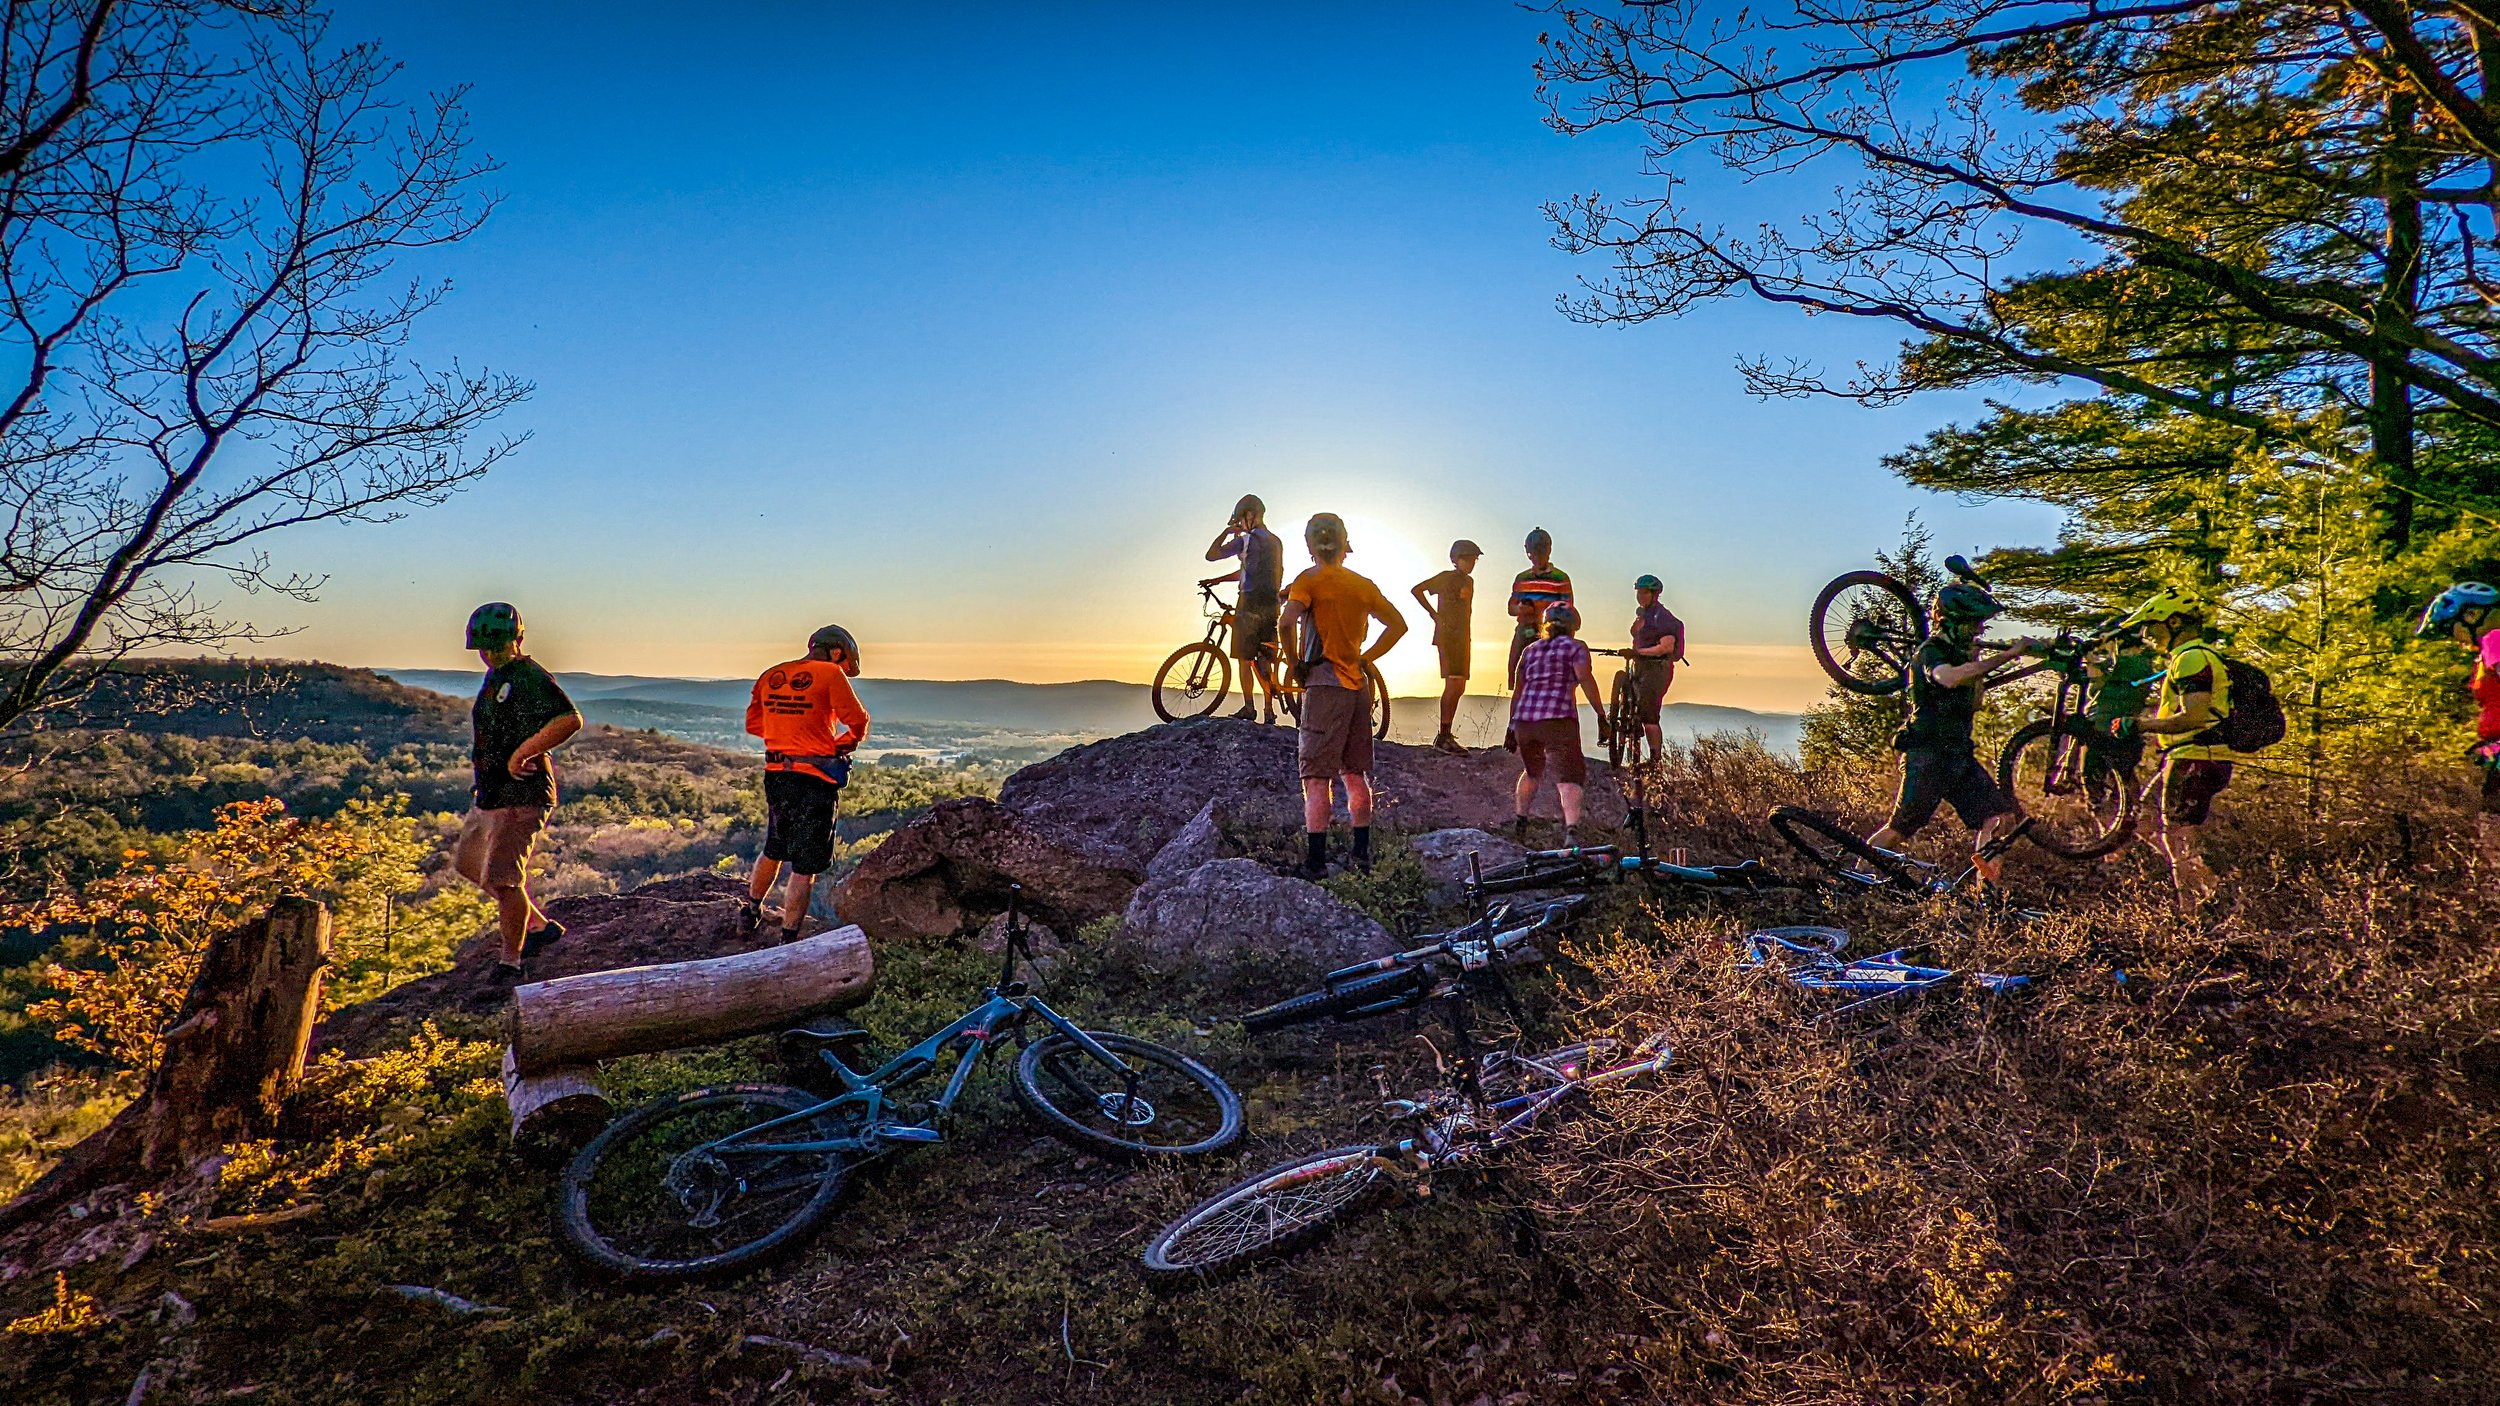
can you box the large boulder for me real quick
[1144,799,1233,886]
[836,797,1142,942]
[1409,827,1529,890]
[998,716,1622,866]
[1118,858,1395,990]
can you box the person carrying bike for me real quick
[1627,574,1685,767]
[1201,494,1285,723]
[742,624,872,944]
[1411,539,1481,755]
[2081,629,2160,830]
[2418,581,2500,884]
[2107,591,2232,910]
[1862,583,2033,890]
[1509,601,1609,846]
[453,603,583,980]
[1281,513,1408,878]
[1506,527,1572,689]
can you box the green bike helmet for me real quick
[1932,583,2000,627]
[1633,574,1663,593]
[465,602,522,651]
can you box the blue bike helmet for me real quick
[2418,581,2500,635]
[1633,574,1663,593]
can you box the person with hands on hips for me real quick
[743,623,873,945]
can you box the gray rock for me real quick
[1119,858,1394,991]
[1409,828,1528,889]
[836,797,1142,943]
[1144,799,1231,886]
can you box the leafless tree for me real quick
[0,0,526,733]
[1534,2,2500,534]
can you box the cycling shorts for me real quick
[2159,758,2233,827]
[763,770,843,875]
[1888,749,2013,838]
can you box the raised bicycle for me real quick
[1152,583,1390,738]
[1145,994,1668,1282]
[1766,805,2048,921]
[1237,892,1591,1035]
[1740,925,2032,1020]
[557,888,1245,1282]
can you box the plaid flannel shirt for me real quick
[1511,637,1588,723]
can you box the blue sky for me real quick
[267,1,2062,710]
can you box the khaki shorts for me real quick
[1437,632,1470,681]
[1513,716,1587,786]
[1297,683,1374,780]
[454,803,547,890]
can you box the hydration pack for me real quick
[2198,653,2285,753]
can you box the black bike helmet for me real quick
[1525,527,1553,554]
[1541,601,1581,635]
[1933,583,2000,626]
[1305,513,1348,556]
[808,623,862,672]
[466,602,522,651]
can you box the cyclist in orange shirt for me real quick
[741,624,872,943]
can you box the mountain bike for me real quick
[1740,925,2031,1020]
[1810,552,2006,696]
[1152,583,1389,739]
[1766,806,2048,920]
[1236,892,1591,1034]
[1592,646,1646,768]
[1143,995,1669,1282]
[557,889,1245,1282]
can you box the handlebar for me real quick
[1318,894,1590,986]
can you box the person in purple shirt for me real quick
[1627,574,1685,767]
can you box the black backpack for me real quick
[2198,652,2285,753]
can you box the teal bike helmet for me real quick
[465,602,522,650]
[2417,581,2499,635]
[1633,574,1663,593]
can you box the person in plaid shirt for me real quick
[1507,601,1610,845]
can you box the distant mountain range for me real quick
[380,669,1801,762]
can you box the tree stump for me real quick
[506,924,874,1076]
[501,1046,610,1146]
[0,898,332,1235]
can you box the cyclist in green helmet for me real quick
[1625,573,1684,766]
[1863,583,2037,890]
[452,603,582,980]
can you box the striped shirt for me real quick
[1508,567,1573,631]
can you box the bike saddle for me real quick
[776,1017,874,1076]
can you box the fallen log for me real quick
[501,1046,610,1145]
[506,924,874,1076]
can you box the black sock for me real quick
[1352,826,1372,864]
[1305,831,1327,870]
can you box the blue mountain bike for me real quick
[1741,925,2032,1019]
[557,889,1244,1282]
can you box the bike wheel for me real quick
[556,1083,850,1283]
[1141,1144,1390,1284]
[1766,806,1928,895]
[1809,571,1925,696]
[1363,663,1392,741]
[1997,719,2139,860]
[1239,966,1433,1034]
[1606,671,1637,769]
[1152,643,1232,723]
[1013,1031,1244,1158]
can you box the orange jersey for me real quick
[746,658,870,782]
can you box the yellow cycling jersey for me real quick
[2157,639,2232,761]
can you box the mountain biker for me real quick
[1201,494,1285,724]
[2418,580,2500,883]
[1411,539,1481,755]
[1280,513,1408,878]
[1862,584,2035,890]
[1506,527,1573,689]
[1509,601,1610,847]
[453,603,583,979]
[2107,591,2231,910]
[742,624,872,944]
[1627,574,1685,767]
[2081,630,2160,833]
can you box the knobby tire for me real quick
[1997,718,2138,860]
[1767,806,1928,896]
[1809,571,1925,697]
[1012,1031,1244,1158]
[1239,966,1432,1034]
[1152,643,1232,723]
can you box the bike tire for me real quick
[1469,851,1607,895]
[1809,570,1925,696]
[1767,805,1928,895]
[1141,1144,1391,1284]
[1239,965,1433,1034]
[1606,670,1637,769]
[1364,663,1392,741]
[1997,718,2138,860]
[1012,1031,1244,1158]
[1152,643,1232,723]
[556,1083,849,1284]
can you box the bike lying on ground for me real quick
[1462,843,1784,903]
[1144,1006,1669,1282]
[1809,554,2150,860]
[1740,925,2032,1020]
[557,888,1245,1282]
[1152,583,1390,739]
[1766,806,2048,921]
[1237,892,1591,1035]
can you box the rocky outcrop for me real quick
[1144,800,1233,885]
[836,796,1142,942]
[1118,859,1394,985]
[1409,827,1528,891]
[998,716,1623,867]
